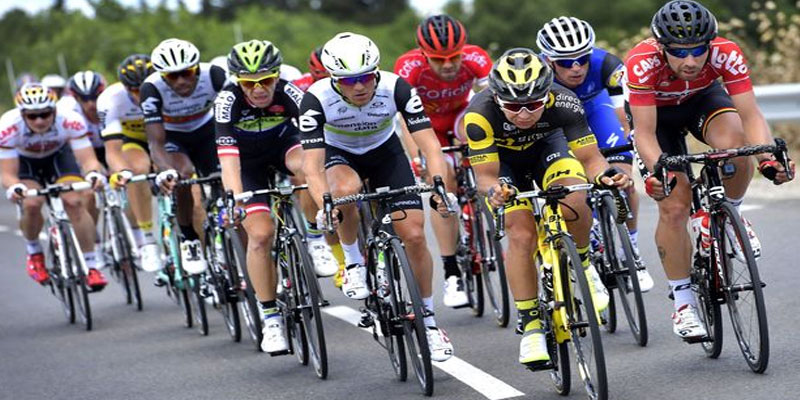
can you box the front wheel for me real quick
[476,202,509,327]
[558,235,607,400]
[65,225,92,331]
[232,228,262,351]
[290,234,328,379]
[715,202,769,373]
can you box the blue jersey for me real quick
[555,47,631,163]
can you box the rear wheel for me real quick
[232,228,262,351]
[48,232,76,324]
[290,234,328,379]
[692,254,724,359]
[115,211,143,311]
[716,202,769,373]
[477,203,509,327]
[367,243,407,381]
[188,273,209,336]
[461,202,484,317]
[66,226,92,331]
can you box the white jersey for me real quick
[300,71,431,155]
[0,108,92,159]
[57,95,103,148]
[97,82,147,143]
[139,63,226,132]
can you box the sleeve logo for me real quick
[404,88,425,114]
[141,97,160,114]
[632,56,661,78]
[299,109,321,132]
[214,91,235,123]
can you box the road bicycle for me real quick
[97,181,142,311]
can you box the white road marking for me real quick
[323,305,525,400]
[0,225,9,232]
[740,204,762,212]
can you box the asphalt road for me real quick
[1,195,799,400]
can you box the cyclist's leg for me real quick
[122,140,155,241]
[241,207,277,303]
[323,147,363,264]
[19,178,45,240]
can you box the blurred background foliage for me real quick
[1,0,798,145]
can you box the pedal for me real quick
[358,310,375,328]
[683,335,713,344]
[268,349,291,357]
[524,360,555,371]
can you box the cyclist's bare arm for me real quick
[145,122,172,172]
[397,115,421,162]
[730,91,773,151]
[629,104,661,171]
[614,107,631,136]
[0,157,21,187]
[411,127,446,183]
[302,147,329,209]
[73,146,103,174]
[103,139,127,173]
[219,156,243,198]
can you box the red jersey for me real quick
[292,73,316,92]
[394,44,492,139]
[625,37,753,107]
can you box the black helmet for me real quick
[118,54,154,88]
[489,48,553,103]
[68,70,105,100]
[227,40,283,75]
[651,0,717,45]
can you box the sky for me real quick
[0,0,450,17]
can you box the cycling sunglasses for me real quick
[335,72,378,86]
[237,71,280,90]
[23,110,54,121]
[552,53,591,68]
[496,94,549,114]
[75,93,99,102]
[162,65,199,81]
[664,44,709,58]
[426,52,463,63]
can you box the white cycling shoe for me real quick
[726,214,762,262]
[261,317,289,353]
[442,276,469,308]
[342,263,369,300]
[308,239,339,277]
[140,243,162,272]
[180,239,207,274]
[585,264,610,312]
[426,327,454,362]
[672,304,708,339]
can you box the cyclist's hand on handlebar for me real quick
[759,158,795,185]
[155,169,179,194]
[6,183,27,202]
[487,182,516,209]
[218,206,247,227]
[431,192,458,216]
[644,171,675,201]
[595,167,632,190]
[85,171,107,190]
[316,208,341,232]
[109,169,133,189]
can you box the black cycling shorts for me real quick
[239,131,302,210]
[627,81,737,175]
[324,134,422,211]
[165,120,220,177]
[18,145,83,185]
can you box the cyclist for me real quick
[1,83,108,290]
[215,40,340,353]
[141,38,227,275]
[394,14,492,308]
[625,0,794,340]
[59,71,107,167]
[465,48,630,368]
[536,16,654,292]
[291,46,329,92]
[300,32,455,361]
[97,54,161,272]
[41,74,67,99]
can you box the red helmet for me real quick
[416,14,467,58]
[308,46,328,81]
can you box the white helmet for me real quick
[14,82,57,110]
[536,17,595,59]
[151,38,200,73]
[321,32,380,78]
[41,74,67,89]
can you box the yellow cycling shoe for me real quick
[333,263,345,289]
[585,264,610,313]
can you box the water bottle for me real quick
[690,209,711,257]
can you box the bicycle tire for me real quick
[106,210,133,305]
[461,201,484,317]
[163,215,193,328]
[65,224,92,331]
[231,228,262,350]
[204,227,241,342]
[715,202,769,373]
[280,238,309,365]
[47,231,76,324]
[549,327,571,396]
[387,237,434,396]
[188,273,209,336]
[289,234,328,379]
[558,235,607,400]
[478,203,510,327]
[367,242,408,381]
[693,253,724,359]
[115,210,143,311]
[603,290,617,333]
[599,194,648,346]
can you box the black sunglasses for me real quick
[24,111,54,121]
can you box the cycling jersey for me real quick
[0,108,92,159]
[140,63,227,132]
[57,95,103,148]
[299,71,432,154]
[394,45,492,140]
[556,47,631,163]
[292,73,315,92]
[625,37,752,107]
[97,82,147,148]
[465,86,591,213]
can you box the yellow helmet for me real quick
[489,48,553,102]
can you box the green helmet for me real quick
[227,40,282,75]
